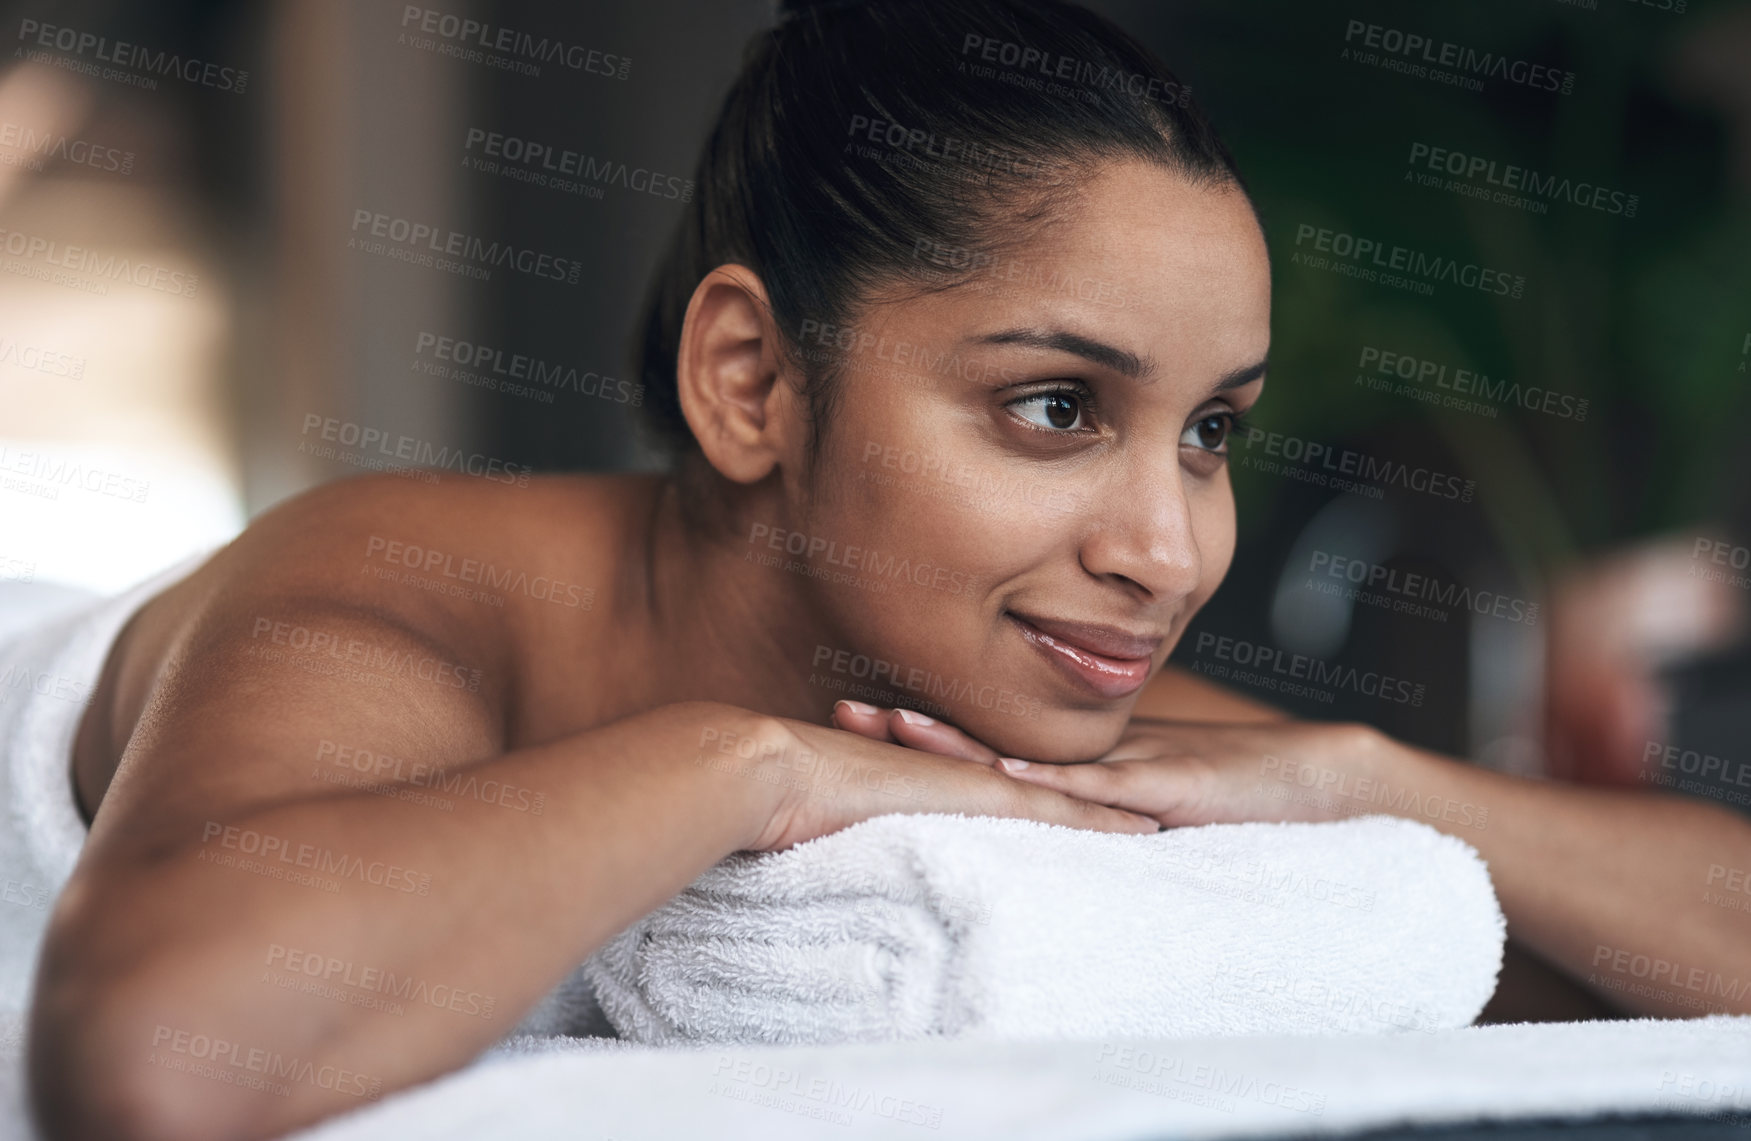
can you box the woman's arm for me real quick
[29,594,773,1141]
[1373,737,1751,1018]
[30,595,1152,1141]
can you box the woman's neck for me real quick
[631,469,845,727]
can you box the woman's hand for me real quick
[829,700,1394,829]
[827,699,1004,765]
[991,718,1395,828]
[732,707,1159,851]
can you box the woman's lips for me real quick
[1007,612,1159,700]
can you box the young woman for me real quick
[28,1,1751,1138]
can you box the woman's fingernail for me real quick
[836,700,880,716]
[895,708,936,727]
[998,757,1029,772]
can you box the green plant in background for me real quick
[1126,0,1751,591]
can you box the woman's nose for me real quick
[1076,471,1204,602]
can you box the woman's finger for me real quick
[884,707,1001,765]
[982,766,1160,834]
[998,757,1204,824]
[830,701,1001,765]
[831,699,898,742]
[997,757,1124,800]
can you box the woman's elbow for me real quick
[28,972,248,1141]
[27,892,262,1141]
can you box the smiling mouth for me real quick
[1005,612,1159,701]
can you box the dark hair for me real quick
[633,0,1251,472]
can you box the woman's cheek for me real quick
[1188,475,1238,612]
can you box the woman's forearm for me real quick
[1372,740,1751,1017]
[31,700,778,1141]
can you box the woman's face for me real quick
[785,159,1271,762]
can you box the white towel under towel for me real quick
[584,812,1506,1046]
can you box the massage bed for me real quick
[0,1012,1748,1140]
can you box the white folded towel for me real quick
[0,552,214,1020]
[584,813,1505,1046]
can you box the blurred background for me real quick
[1,0,1747,803]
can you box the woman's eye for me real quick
[1182,411,1235,453]
[1010,390,1087,432]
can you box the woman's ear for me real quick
[675,264,801,485]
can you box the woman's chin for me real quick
[961,706,1130,765]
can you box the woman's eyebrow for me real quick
[1214,359,1268,392]
[967,327,1266,394]
[967,327,1157,381]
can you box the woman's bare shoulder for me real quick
[186,470,651,633]
[74,471,656,815]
